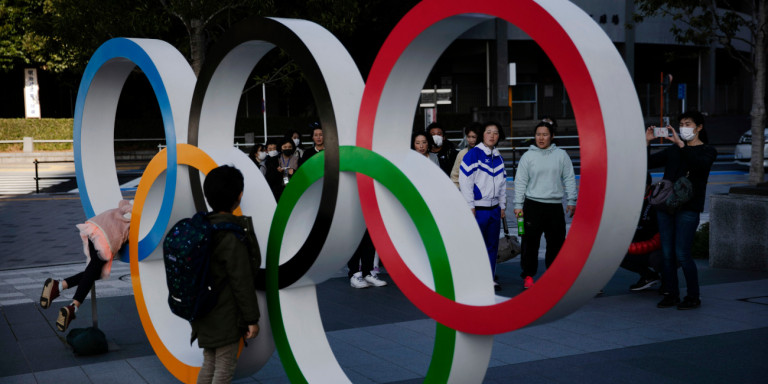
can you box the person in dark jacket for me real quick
[427,122,458,176]
[620,173,663,291]
[647,111,717,310]
[192,165,261,383]
[300,122,324,166]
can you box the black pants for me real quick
[64,239,106,303]
[620,249,662,279]
[520,199,566,278]
[347,230,375,278]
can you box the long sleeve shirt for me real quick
[514,144,577,209]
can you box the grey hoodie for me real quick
[513,144,577,209]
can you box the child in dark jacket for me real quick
[192,165,261,384]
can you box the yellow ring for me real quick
[129,143,241,383]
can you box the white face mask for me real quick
[680,127,696,141]
[268,150,278,157]
[257,151,267,160]
[293,138,300,146]
[432,135,443,147]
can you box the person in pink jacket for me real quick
[39,199,132,331]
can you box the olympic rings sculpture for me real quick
[72,0,646,382]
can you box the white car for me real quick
[734,128,768,168]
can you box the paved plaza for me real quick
[0,170,766,383]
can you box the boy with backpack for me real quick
[193,165,261,383]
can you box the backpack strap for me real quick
[211,222,246,241]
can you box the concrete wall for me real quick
[710,193,768,271]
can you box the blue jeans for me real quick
[475,206,501,276]
[656,209,700,299]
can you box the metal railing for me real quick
[33,159,76,193]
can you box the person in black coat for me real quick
[646,111,717,310]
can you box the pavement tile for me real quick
[0,374,37,384]
[249,355,288,381]
[371,345,431,375]
[327,338,381,367]
[0,298,33,306]
[490,341,547,364]
[126,355,182,384]
[81,360,147,383]
[2,191,768,383]
[328,329,401,350]
[340,369,377,384]
[346,361,421,383]
[33,367,89,384]
[514,338,585,358]
[0,341,31,377]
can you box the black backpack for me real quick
[163,212,244,321]
[66,327,108,355]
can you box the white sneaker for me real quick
[364,274,388,287]
[350,272,370,289]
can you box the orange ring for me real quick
[129,143,241,383]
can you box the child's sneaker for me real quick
[40,278,60,309]
[56,304,76,332]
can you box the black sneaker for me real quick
[677,296,701,310]
[657,296,681,308]
[630,276,660,291]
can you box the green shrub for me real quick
[691,222,710,259]
[0,118,74,151]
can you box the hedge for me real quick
[0,118,74,151]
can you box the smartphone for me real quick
[653,127,669,137]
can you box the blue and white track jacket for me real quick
[459,143,507,209]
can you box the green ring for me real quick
[266,146,456,383]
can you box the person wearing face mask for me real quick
[300,123,324,167]
[514,121,577,290]
[459,122,507,291]
[427,122,458,176]
[265,138,299,200]
[286,129,305,157]
[451,123,482,188]
[646,111,717,310]
[266,142,279,158]
[248,143,269,176]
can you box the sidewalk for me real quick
[1,193,767,383]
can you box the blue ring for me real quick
[73,38,178,262]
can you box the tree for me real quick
[1,0,173,73]
[635,0,767,184]
[157,0,279,75]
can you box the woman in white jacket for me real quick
[514,121,577,289]
[459,122,507,291]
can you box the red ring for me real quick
[356,0,607,335]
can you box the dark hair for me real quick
[464,122,483,138]
[286,130,303,147]
[411,131,434,151]
[482,121,506,142]
[426,122,444,136]
[308,122,321,130]
[534,121,555,137]
[678,110,708,144]
[203,165,244,213]
[248,143,266,161]
[279,137,296,150]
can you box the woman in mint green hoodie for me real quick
[513,121,577,289]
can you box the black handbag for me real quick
[649,172,692,213]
